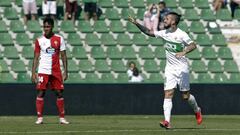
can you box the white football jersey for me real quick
[154,28,193,69]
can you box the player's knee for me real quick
[165,93,173,98]
[164,90,174,98]
[55,90,63,98]
[182,95,189,100]
[37,91,45,98]
[182,92,190,100]
[56,93,63,98]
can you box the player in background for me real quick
[128,12,202,129]
[31,17,69,124]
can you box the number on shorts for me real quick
[38,76,44,83]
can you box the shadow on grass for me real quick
[173,127,206,130]
[35,122,83,125]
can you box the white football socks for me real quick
[188,94,199,113]
[163,98,172,123]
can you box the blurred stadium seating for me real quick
[0,0,239,83]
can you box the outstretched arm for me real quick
[128,16,155,37]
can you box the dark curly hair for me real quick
[43,17,54,27]
[167,12,181,25]
[132,67,139,77]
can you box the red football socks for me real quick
[36,97,44,118]
[56,98,65,118]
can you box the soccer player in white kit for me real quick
[129,12,202,129]
[31,17,69,124]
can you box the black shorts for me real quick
[84,2,97,13]
[66,0,78,13]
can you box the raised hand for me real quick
[62,72,68,81]
[31,73,37,84]
[128,16,137,24]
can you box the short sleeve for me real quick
[60,36,66,51]
[181,32,193,45]
[34,39,40,54]
[154,30,165,38]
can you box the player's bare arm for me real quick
[61,50,68,81]
[128,16,155,37]
[175,42,197,58]
[31,53,39,83]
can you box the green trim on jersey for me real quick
[164,40,184,53]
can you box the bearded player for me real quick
[129,12,202,129]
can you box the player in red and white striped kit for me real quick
[31,17,69,124]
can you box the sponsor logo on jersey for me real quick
[164,41,184,53]
[46,47,55,54]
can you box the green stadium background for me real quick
[0,0,239,84]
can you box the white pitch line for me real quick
[1,128,240,134]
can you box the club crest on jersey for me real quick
[46,47,55,54]
[54,40,58,46]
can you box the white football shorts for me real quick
[42,1,56,15]
[164,67,190,91]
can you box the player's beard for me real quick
[44,30,53,38]
[164,23,171,29]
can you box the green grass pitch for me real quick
[0,115,240,135]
